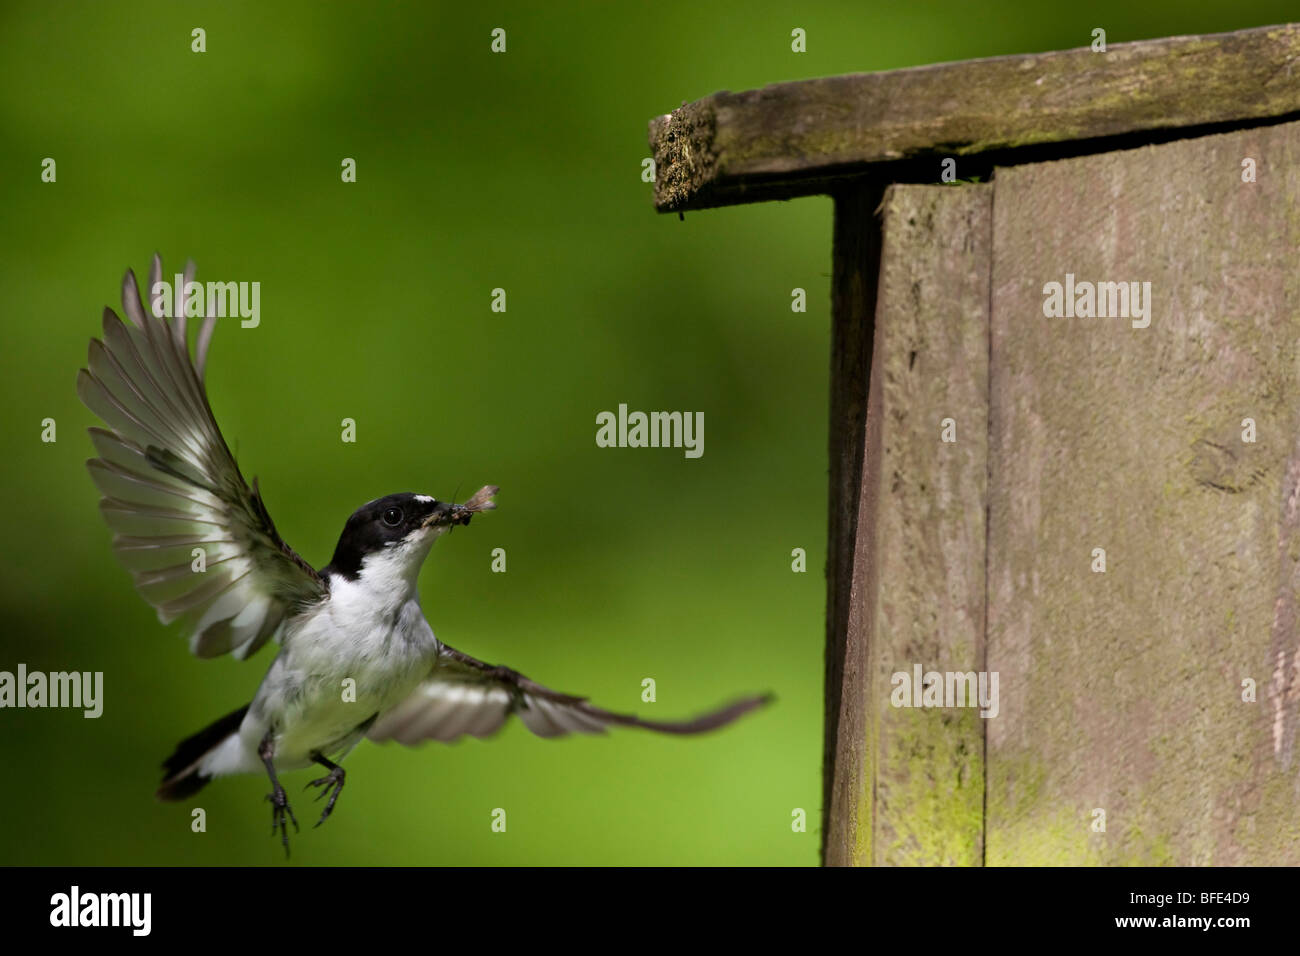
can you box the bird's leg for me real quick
[259,732,298,856]
[306,752,346,828]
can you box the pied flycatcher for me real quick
[77,256,770,854]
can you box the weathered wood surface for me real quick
[824,183,990,865]
[822,184,883,865]
[985,119,1300,864]
[650,24,1300,212]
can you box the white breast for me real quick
[247,538,445,766]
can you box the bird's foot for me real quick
[305,765,346,828]
[266,783,299,856]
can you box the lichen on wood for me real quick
[649,24,1300,212]
[823,183,991,865]
[985,119,1300,865]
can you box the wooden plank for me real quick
[650,24,1300,212]
[823,183,883,865]
[985,119,1300,864]
[824,182,990,865]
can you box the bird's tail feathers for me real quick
[156,703,251,801]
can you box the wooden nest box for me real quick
[649,24,1300,865]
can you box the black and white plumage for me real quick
[78,256,770,853]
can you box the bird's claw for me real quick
[304,765,346,828]
[266,784,299,856]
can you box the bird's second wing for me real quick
[77,255,324,660]
[367,642,771,745]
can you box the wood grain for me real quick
[985,119,1300,864]
[649,24,1300,212]
[824,183,991,865]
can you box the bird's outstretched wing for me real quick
[367,643,771,744]
[77,255,324,660]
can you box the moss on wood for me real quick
[649,24,1300,211]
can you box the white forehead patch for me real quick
[415,495,434,503]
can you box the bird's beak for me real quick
[422,485,499,529]
[421,503,457,529]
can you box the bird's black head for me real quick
[320,487,498,584]
[321,493,454,582]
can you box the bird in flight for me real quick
[77,256,770,855]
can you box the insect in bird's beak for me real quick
[423,485,499,529]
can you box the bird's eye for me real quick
[382,507,403,527]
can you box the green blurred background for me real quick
[0,1,1290,866]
